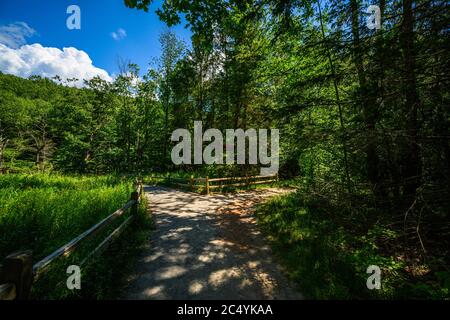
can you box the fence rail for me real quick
[0,181,143,300]
[149,174,278,195]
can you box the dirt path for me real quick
[122,186,302,300]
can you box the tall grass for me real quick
[0,174,133,260]
[0,173,151,299]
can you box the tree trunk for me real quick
[401,0,421,196]
[350,0,380,194]
[317,0,351,192]
[0,138,8,169]
[163,89,169,166]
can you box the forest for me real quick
[0,0,449,299]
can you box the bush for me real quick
[254,190,449,299]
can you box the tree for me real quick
[156,30,185,164]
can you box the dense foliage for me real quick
[0,174,151,299]
[256,187,449,299]
[0,0,448,299]
[0,69,165,173]
[124,0,449,299]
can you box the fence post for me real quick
[139,180,144,197]
[272,174,279,187]
[190,176,194,192]
[206,176,210,195]
[131,189,140,217]
[1,251,33,300]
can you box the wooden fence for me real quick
[153,174,279,195]
[0,180,144,300]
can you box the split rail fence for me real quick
[154,174,279,195]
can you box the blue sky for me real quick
[0,0,191,80]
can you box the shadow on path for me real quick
[121,186,302,300]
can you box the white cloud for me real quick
[0,22,36,49]
[0,43,112,87]
[111,28,127,41]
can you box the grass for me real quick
[254,188,449,299]
[0,173,153,299]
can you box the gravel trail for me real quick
[122,186,302,300]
